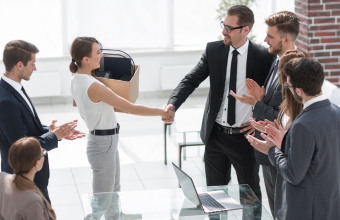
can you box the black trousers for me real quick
[262,165,277,219]
[204,123,261,202]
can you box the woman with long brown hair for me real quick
[0,137,56,219]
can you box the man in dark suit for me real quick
[248,57,340,220]
[0,40,85,202]
[163,5,275,201]
[230,11,300,218]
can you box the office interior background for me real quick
[1,0,340,219]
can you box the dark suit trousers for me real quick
[262,165,277,219]
[204,124,261,201]
[38,186,51,204]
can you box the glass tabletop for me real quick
[82,184,272,220]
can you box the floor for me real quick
[3,93,271,219]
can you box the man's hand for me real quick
[229,90,257,107]
[64,129,86,140]
[240,122,255,137]
[246,79,265,102]
[162,104,175,123]
[49,120,58,132]
[249,118,267,133]
[265,119,285,149]
[246,133,275,155]
[52,121,78,140]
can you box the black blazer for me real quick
[168,40,276,144]
[252,60,283,165]
[0,79,58,189]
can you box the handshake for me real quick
[161,104,175,123]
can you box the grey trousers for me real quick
[87,133,120,193]
[262,165,277,219]
[86,134,121,220]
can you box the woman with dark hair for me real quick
[0,137,56,219]
[70,37,174,196]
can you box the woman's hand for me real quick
[249,118,268,133]
[246,79,265,102]
[161,108,175,120]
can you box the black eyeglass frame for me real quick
[220,21,246,33]
[39,150,47,160]
[284,82,299,89]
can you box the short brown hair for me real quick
[69,37,99,75]
[3,40,39,72]
[282,57,324,96]
[265,11,300,41]
[227,5,255,31]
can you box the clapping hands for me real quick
[246,79,265,102]
[49,119,86,140]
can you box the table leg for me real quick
[183,133,186,160]
[164,123,167,165]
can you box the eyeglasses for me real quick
[39,150,47,160]
[220,21,246,33]
[284,82,298,89]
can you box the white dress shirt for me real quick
[215,39,251,127]
[1,75,35,115]
[303,94,327,110]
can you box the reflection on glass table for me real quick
[82,184,273,220]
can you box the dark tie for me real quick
[21,86,36,115]
[227,50,239,126]
[267,59,279,92]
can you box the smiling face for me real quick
[86,43,103,70]
[222,15,249,48]
[264,25,284,55]
[19,53,37,81]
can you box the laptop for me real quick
[172,162,243,214]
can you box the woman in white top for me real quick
[69,37,173,213]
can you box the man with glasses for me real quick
[162,5,275,202]
[247,57,340,220]
[229,11,300,218]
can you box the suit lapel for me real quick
[263,77,280,103]
[220,45,229,90]
[1,80,43,132]
[246,40,255,79]
[264,60,276,86]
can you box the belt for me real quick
[90,124,120,136]
[214,122,245,135]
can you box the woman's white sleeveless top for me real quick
[71,73,117,131]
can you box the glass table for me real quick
[82,184,273,220]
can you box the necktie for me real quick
[267,59,279,92]
[21,86,36,116]
[227,50,239,126]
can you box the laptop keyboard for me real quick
[199,193,226,212]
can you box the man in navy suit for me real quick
[0,40,85,203]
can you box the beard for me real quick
[292,89,303,104]
[269,41,283,55]
[224,37,232,46]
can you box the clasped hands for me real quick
[49,119,86,140]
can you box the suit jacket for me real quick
[0,172,55,220]
[167,40,276,144]
[0,79,58,189]
[252,60,283,165]
[268,99,340,220]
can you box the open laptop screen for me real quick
[172,163,201,208]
